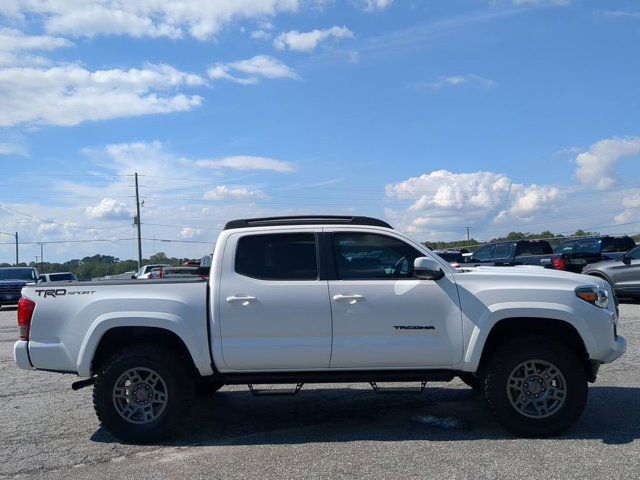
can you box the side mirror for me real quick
[622,254,632,265]
[414,257,444,280]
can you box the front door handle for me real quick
[226,295,257,305]
[333,294,364,304]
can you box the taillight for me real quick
[551,257,566,270]
[17,297,36,341]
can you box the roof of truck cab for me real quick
[224,215,393,230]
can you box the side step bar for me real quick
[248,383,304,397]
[370,381,427,394]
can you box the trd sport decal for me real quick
[393,325,435,330]
[34,289,96,298]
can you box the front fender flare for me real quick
[461,302,596,372]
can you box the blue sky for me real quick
[1,0,640,262]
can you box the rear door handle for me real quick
[226,295,257,305]
[333,294,364,304]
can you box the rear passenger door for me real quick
[219,230,332,370]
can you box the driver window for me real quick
[332,232,423,280]
[629,247,640,260]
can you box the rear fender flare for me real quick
[76,312,213,377]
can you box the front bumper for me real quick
[14,341,33,370]
[600,335,626,363]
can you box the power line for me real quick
[0,203,130,230]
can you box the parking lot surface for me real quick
[1,303,639,479]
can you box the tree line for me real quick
[0,252,197,280]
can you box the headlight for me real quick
[575,286,609,309]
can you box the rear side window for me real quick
[473,244,495,261]
[602,237,616,253]
[49,273,76,281]
[492,243,512,259]
[235,233,318,280]
[615,237,636,252]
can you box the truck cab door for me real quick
[326,230,463,368]
[218,230,332,370]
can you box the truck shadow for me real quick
[91,385,640,446]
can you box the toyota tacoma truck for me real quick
[13,216,626,443]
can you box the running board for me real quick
[248,383,304,397]
[370,381,427,394]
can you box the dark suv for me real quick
[467,240,555,267]
[553,236,636,273]
[0,267,39,309]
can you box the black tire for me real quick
[93,344,194,444]
[458,373,481,391]
[483,335,587,437]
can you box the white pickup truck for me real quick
[14,216,626,443]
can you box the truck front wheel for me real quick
[93,344,194,443]
[483,336,588,436]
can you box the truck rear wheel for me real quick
[93,344,194,443]
[483,336,587,436]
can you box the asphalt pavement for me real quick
[1,303,639,479]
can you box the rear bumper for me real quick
[600,335,626,363]
[14,341,33,370]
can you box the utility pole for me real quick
[134,172,143,270]
[0,231,18,265]
[465,226,471,247]
[39,243,44,272]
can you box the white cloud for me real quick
[597,10,640,19]
[614,192,640,224]
[574,136,640,190]
[207,55,298,85]
[1,0,300,40]
[85,197,131,220]
[179,227,203,239]
[0,142,27,156]
[0,27,72,66]
[251,30,272,40]
[411,74,495,91]
[386,169,563,233]
[274,26,354,52]
[361,0,393,12]
[0,64,204,127]
[195,155,295,173]
[203,185,267,200]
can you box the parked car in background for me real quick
[134,264,170,279]
[433,250,466,268]
[465,240,560,268]
[552,236,636,273]
[583,245,640,300]
[39,272,78,283]
[0,267,38,309]
[139,266,208,280]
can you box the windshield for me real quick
[0,268,37,281]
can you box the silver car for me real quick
[583,245,640,300]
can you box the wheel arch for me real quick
[471,317,595,382]
[89,326,200,378]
